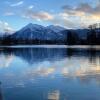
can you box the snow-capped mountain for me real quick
[20,23,45,32]
[10,23,66,41]
[47,25,66,33]
[8,23,90,42]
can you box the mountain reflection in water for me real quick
[0,47,100,64]
[0,46,100,100]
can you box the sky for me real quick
[0,0,100,32]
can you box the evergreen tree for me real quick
[67,30,79,45]
[87,25,97,45]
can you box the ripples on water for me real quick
[0,45,100,100]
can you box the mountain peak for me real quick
[25,23,43,28]
[47,25,66,32]
[21,23,45,31]
[27,23,33,27]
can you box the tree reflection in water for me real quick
[0,82,3,100]
[0,47,100,65]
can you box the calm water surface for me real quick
[0,46,100,100]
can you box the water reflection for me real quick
[0,48,68,64]
[0,47,100,64]
[48,90,60,100]
[0,82,3,100]
[0,47,100,80]
[0,46,100,100]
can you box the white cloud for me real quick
[0,21,14,34]
[0,55,14,68]
[10,1,24,7]
[23,10,54,21]
[7,1,100,29]
[28,5,34,9]
[4,12,15,16]
[22,8,75,28]
[60,2,100,28]
[3,1,100,29]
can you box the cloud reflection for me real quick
[48,90,60,100]
[0,54,14,68]
[0,47,100,86]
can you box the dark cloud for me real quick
[76,3,92,13]
[62,2,100,16]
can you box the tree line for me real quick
[66,23,100,45]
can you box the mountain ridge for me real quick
[10,23,67,41]
[1,23,99,45]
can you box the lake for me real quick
[0,45,100,100]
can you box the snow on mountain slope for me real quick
[21,23,45,31]
[9,23,90,41]
[11,23,66,40]
[47,25,66,33]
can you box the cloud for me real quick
[60,2,100,28]
[23,10,54,21]
[22,8,76,28]
[13,1,100,29]
[0,55,14,68]
[76,3,92,13]
[10,1,24,7]
[0,21,14,33]
[4,12,15,16]
[49,14,76,29]
[28,5,34,9]
[3,0,100,29]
